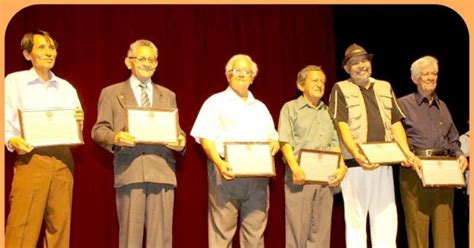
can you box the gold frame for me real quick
[224,141,275,177]
[125,106,179,144]
[297,149,341,184]
[19,108,83,147]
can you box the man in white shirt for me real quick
[4,30,83,248]
[191,54,279,247]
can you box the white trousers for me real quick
[341,166,397,248]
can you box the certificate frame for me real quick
[358,141,408,164]
[19,108,84,147]
[297,149,341,184]
[125,106,179,144]
[224,141,275,177]
[420,157,465,188]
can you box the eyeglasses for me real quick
[228,68,253,77]
[128,56,158,64]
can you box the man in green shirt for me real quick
[278,65,346,248]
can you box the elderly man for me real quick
[328,43,416,248]
[398,55,468,248]
[4,30,83,248]
[191,54,279,247]
[91,39,185,248]
[278,65,347,248]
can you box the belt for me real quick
[413,148,448,157]
[344,159,359,168]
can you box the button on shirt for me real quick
[4,68,82,149]
[129,75,153,107]
[191,87,279,156]
[278,96,339,157]
[398,92,462,157]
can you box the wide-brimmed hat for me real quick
[342,43,373,67]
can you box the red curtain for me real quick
[4,5,341,247]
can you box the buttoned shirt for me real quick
[398,92,462,157]
[278,95,339,157]
[129,75,153,107]
[4,68,82,150]
[191,86,279,156]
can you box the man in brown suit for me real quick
[91,39,185,248]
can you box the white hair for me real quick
[410,55,438,79]
[225,54,258,77]
[127,39,158,58]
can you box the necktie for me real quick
[139,83,151,107]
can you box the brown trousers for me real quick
[399,167,455,248]
[5,147,74,248]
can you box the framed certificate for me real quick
[126,107,179,144]
[298,149,340,184]
[19,108,83,147]
[224,142,275,177]
[358,141,408,164]
[421,157,465,187]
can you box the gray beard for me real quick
[351,75,370,86]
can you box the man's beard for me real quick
[351,74,370,86]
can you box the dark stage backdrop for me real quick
[333,5,469,134]
[332,6,470,248]
[4,4,469,248]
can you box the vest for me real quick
[336,78,394,159]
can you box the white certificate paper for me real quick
[126,107,178,144]
[224,142,275,177]
[421,158,465,187]
[358,141,408,164]
[19,108,83,147]
[298,149,340,184]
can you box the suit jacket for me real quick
[92,80,184,188]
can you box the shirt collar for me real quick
[26,68,59,87]
[415,91,440,106]
[130,75,152,89]
[295,95,324,110]
[224,86,256,104]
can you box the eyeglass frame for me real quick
[227,68,254,77]
[128,56,158,64]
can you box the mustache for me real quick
[138,66,155,71]
[356,67,369,72]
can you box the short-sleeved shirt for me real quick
[398,92,462,157]
[191,86,279,157]
[328,81,404,141]
[278,95,339,157]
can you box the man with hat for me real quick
[328,43,417,248]
[398,55,467,248]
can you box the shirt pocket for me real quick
[345,94,363,122]
[378,94,393,110]
[438,118,452,140]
